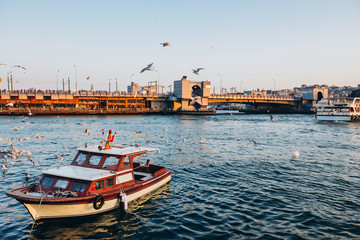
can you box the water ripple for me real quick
[1,114,360,239]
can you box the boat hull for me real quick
[316,114,351,122]
[316,114,360,122]
[9,171,171,221]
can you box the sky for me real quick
[0,0,359,92]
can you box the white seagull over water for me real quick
[140,63,154,73]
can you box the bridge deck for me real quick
[209,94,299,105]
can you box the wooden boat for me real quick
[6,130,171,222]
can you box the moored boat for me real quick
[316,98,360,122]
[6,130,171,222]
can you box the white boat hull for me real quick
[316,114,351,121]
[23,174,171,221]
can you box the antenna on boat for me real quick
[100,129,105,149]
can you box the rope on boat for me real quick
[28,194,45,240]
[112,170,129,211]
[52,190,78,198]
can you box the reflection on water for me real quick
[0,114,360,239]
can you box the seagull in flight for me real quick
[12,65,26,70]
[163,127,170,135]
[140,63,154,73]
[192,68,204,75]
[160,42,171,47]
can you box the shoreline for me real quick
[0,109,314,116]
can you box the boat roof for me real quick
[42,165,121,181]
[77,145,159,156]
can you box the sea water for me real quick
[0,114,359,239]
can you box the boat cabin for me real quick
[37,146,165,197]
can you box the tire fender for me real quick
[93,195,105,210]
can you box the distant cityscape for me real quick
[219,84,360,99]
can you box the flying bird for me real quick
[140,63,154,73]
[77,122,86,128]
[22,172,30,181]
[160,42,171,47]
[163,127,170,135]
[33,133,45,139]
[86,76,90,80]
[10,126,21,131]
[192,68,204,75]
[12,65,26,70]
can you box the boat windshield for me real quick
[120,156,131,169]
[86,155,103,166]
[74,152,88,165]
[54,179,69,189]
[70,182,88,192]
[102,156,120,170]
[41,176,54,187]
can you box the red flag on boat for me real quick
[110,135,115,142]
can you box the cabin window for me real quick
[74,152,88,165]
[54,179,70,189]
[41,176,54,187]
[71,182,88,192]
[95,180,104,190]
[102,156,119,169]
[105,178,114,188]
[87,155,103,166]
[120,156,131,169]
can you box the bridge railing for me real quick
[0,89,167,98]
[209,94,297,101]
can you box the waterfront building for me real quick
[173,76,211,111]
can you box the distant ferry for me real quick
[316,98,360,122]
